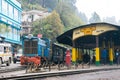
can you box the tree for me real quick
[79,12,88,24]
[103,16,117,24]
[32,11,64,42]
[17,0,46,11]
[18,0,84,31]
[89,12,101,23]
[55,0,84,31]
[0,24,10,34]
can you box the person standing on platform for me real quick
[101,48,107,65]
[65,49,71,69]
[115,48,120,65]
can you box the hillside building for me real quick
[21,10,50,35]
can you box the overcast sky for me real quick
[75,0,120,21]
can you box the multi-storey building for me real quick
[0,0,22,45]
[21,10,50,35]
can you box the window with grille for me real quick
[24,39,38,54]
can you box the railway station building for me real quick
[57,23,120,65]
[0,0,22,49]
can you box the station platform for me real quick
[0,64,120,79]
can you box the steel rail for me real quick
[1,67,120,80]
[0,67,26,73]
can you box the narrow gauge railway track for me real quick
[0,66,26,73]
[1,66,120,80]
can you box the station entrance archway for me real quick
[57,23,120,65]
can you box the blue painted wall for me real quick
[0,0,22,45]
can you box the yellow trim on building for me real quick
[72,48,76,62]
[73,25,118,40]
[109,48,113,61]
[95,47,100,61]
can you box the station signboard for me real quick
[73,24,118,40]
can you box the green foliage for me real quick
[17,0,59,10]
[89,12,101,23]
[0,23,10,34]
[18,0,85,38]
[79,12,88,24]
[17,0,46,11]
[55,0,84,31]
[44,0,58,10]
[32,11,64,42]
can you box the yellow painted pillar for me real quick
[108,41,113,65]
[109,48,113,65]
[95,47,100,65]
[95,36,100,65]
[72,47,76,63]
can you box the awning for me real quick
[56,22,120,46]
